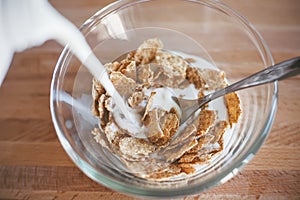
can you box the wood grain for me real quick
[0,0,299,199]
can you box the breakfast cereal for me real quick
[91,38,241,180]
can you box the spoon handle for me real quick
[206,57,300,102]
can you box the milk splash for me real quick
[0,0,136,124]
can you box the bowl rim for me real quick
[50,0,278,198]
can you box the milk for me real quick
[0,0,136,124]
[112,87,183,138]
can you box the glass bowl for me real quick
[50,0,277,198]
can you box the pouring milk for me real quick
[0,0,143,133]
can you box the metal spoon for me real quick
[173,57,300,124]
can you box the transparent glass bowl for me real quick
[50,0,277,198]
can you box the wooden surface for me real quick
[0,0,299,199]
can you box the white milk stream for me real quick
[0,0,140,130]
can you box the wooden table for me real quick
[0,0,299,199]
